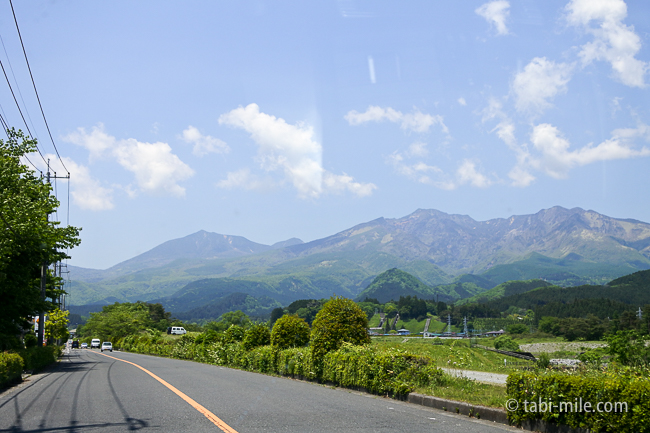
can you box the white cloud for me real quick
[457,160,492,188]
[529,122,650,178]
[180,126,229,157]
[216,168,273,191]
[406,141,429,158]
[323,172,377,197]
[64,124,194,197]
[345,106,448,134]
[482,99,536,187]
[566,0,649,87]
[218,103,374,198]
[458,97,467,106]
[29,154,114,211]
[113,139,194,197]
[64,123,115,160]
[512,57,574,114]
[508,165,536,187]
[475,1,510,35]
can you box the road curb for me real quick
[407,393,509,424]
[406,393,589,433]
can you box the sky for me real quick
[1,0,649,270]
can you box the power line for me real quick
[0,111,39,171]
[9,0,69,174]
[0,34,39,139]
[0,57,46,161]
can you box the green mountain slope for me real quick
[456,279,553,305]
[483,270,650,314]
[356,268,434,303]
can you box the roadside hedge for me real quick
[17,346,61,372]
[507,369,650,433]
[116,335,444,397]
[0,352,24,388]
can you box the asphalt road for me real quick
[0,349,520,432]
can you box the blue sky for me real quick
[1,0,649,269]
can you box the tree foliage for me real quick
[242,323,271,350]
[310,296,371,363]
[79,302,175,341]
[0,129,81,347]
[44,308,70,342]
[270,314,310,349]
[494,335,520,351]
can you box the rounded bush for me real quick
[494,335,520,352]
[243,324,271,351]
[223,325,245,343]
[310,296,370,362]
[271,315,310,349]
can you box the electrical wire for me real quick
[0,111,39,171]
[0,34,39,139]
[9,0,69,174]
[0,57,46,161]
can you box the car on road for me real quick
[101,342,113,352]
[90,338,101,349]
[167,326,187,335]
[80,342,88,349]
[71,340,79,348]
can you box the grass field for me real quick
[372,337,535,374]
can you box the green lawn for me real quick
[372,338,535,373]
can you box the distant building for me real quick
[485,329,505,337]
[397,328,410,335]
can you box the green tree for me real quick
[494,335,520,351]
[310,296,371,363]
[0,129,81,349]
[506,323,528,335]
[79,302,171,341]
[206,310,251,332]
[44,308,70,343]
[270,314,310,349]
[605,330,650,366]
[242,323,271,350]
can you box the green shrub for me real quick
[271,315,310,349]
[494,335,519,352]
[310,296,371,366]
[536,352,550,369]
[17,346,60,372]
[506,324,528,335]
[321,343,445,397]
[507,369,650,432]
[243,324,271,351]
[223,325,245,344]
[23,334,38,348]
[0,352,24,387]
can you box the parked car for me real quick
[101,342,113,352]
[90,338,101,349]
[167,326,187,335]
[72,340,79,348]
[81,342,88,349]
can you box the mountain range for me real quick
[67,206,650,319]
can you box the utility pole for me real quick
[37,168,50,347]
[36,161,69,347]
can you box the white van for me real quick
[90,338,101,349]
[168,327,187,335]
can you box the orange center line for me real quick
[97,352,239,433]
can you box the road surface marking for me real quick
[98,352,238,433]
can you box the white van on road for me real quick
[90,339,101,349]
[167,327,187,335]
